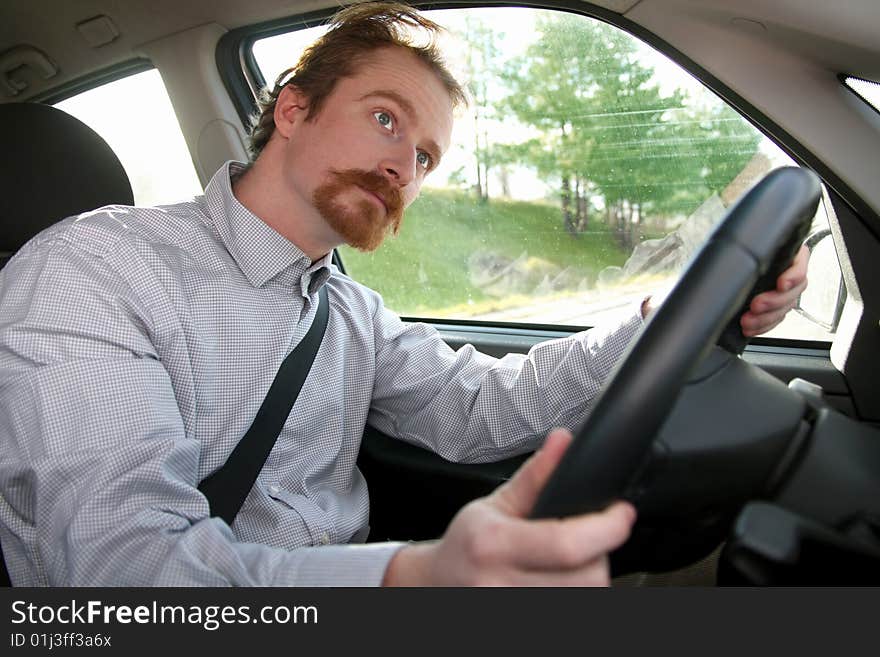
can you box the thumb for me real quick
[490,427,573,517]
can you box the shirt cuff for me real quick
[273,542,408,587]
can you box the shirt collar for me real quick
[203,161,332,292]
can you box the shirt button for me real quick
[320,532,331,545]
[267,485,280,496]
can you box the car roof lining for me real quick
[1,0,879,104]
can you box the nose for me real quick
[378,144,417,188]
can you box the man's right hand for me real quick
[382,428,637,586]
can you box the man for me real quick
[0,3,807,586]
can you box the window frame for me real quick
[32,58,154,106]
[214,1,871,348]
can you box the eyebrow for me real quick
[359,89,443,164]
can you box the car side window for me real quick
[844,76,880,113]
[53,68,203,206]
[251,7,841,342]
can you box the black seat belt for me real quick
[198,285,330,526]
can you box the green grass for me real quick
[338,188,628,316]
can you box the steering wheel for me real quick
[530,167,821,521]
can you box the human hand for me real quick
[382,428,636,586]
[740,244,809,337]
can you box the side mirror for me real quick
[795,229,846,333]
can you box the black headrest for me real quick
[0,102,134,260]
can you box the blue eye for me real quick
[416,151,432,170]
[374,111,394,131]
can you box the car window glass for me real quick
[252,7,840,342]
[54,69,203,206]
[844,76,880,113]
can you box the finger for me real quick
[493,555,613,587]
[743,279,807,336]
[742,306,789,336]
[490,501,637,571]
[490,428,574,517]
[776,245,809,292]
[749,278,807,315]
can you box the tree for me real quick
[498,13,760,247]
[458,16,503,203]
[500,14,603,235]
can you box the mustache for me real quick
[328,168,404,216]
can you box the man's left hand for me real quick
[740,244,809,337]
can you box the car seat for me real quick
[0,102,133,269]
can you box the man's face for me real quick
[278,46,454,251]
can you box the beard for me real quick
[312,168,405,252]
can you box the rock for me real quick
[597,266,623,289]
[549,266,584,291]
[533,274,553,297]
[677,193,725,257]
[616,193,727,281]
[468,250,562,298]
[622,232,684,278]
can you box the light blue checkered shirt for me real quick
[0,162,643,586]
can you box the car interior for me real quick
[1,0,879,585]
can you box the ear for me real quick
[273,85,310,139]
